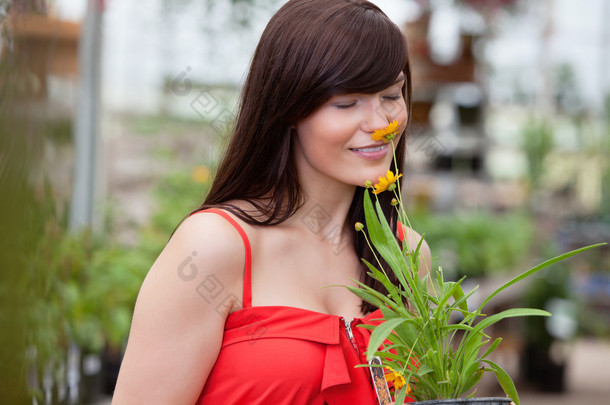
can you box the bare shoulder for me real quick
[143,210,248,306]
[171,210,248,280]
[112,209,248,404]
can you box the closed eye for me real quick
[334,101,357,109]
[383,94,402,101]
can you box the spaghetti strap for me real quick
[188,208,253,308]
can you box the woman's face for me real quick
[293,74,408,192]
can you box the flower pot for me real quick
[413,398,512,405]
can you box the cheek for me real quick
[295,121,336,166]
[298,112,354,150]
[393,105,409,137]
[395,101,409,123]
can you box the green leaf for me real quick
[457,309,548,370]
[451,279,469,313]
[367,317,407,360]
[457,334,486,388]
[361,258,402,305]
[460,366,484,396]
[435,278,466,317]
[442,323,475,333]
[484,359,519,405]
[451,284,479,316]
[345,284,391,309]
[417,363,433,376]
[470,308,550,337]
[394,384,409,405]
[479,243,606,311]
[480,337,503,360]
[363,190,410,289]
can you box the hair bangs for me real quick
[329,9,408,96]
[278,1,410,122]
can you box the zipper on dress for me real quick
[342,317,359,355]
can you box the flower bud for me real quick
[364,180,372,188]
[391,198,398,206]
[388,183,397,192]
[354,222,364,232]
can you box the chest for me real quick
[248,227,364,316]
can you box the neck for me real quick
[284,172,357,249]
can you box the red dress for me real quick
[193,209,397,405]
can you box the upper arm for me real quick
[112,213,246,404]
[398,224,432,278]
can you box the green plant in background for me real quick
[3,164,81,402]
[95,150,214,344]
[0,1,222,400]
[2,179,64,403]
[525,87,610,219]
[521,118,554,190]
[17,161,148,384]
[61,234,150,353]
[151,167,211,232]
[0,29,70,400]
[410,211,534,279]
[45,146,214,400]
[1,107,215,401]
[597,93,610,220]
[96,161,213,345]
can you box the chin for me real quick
[353,171,390,189]
[371,165,395,179]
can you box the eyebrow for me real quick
[393,74,406,84]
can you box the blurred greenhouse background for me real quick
[1,0,609,403]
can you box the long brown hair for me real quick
[188,0,412,313]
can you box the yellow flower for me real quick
[371,120,400,143]
[372,170,402,195]
[191,165,211,184]
[384,367,411,393]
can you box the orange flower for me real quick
[371,120,400,143]
[385,366,411,393]
[372,170,402,195]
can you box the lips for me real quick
[352,145,385,152]
[349,143,389,160]
[350,143,386,153]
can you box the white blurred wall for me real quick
[53,0,610,115]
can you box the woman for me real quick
[112,0,430,403]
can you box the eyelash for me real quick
[335,102,357,109]
[334,94,401,109]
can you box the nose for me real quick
[360,98,392,133]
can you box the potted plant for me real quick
[347,122,604,405]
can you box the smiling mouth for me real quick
[350,144,387,153]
